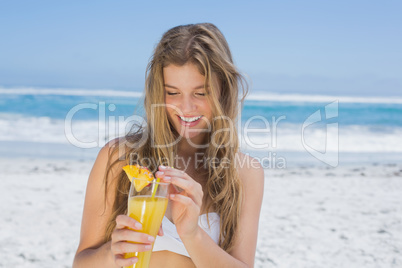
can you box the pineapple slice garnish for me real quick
[123,164,154,192]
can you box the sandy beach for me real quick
[1,156,401,268]
[256,164,402,267]
[0,158,90,268]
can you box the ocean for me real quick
[1,87,401,167]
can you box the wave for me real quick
[0,86,142,98]
[247,92,402,104]
[1,114,401,153]
[0,113,138,147]
[240,124,402,153]
[2,86,402,104]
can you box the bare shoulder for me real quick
[75,138,126,253]
[86,137,126,207]
[101,137,125,158]
[93,137,127,185]
[84,137,127,219]
[236,152,265,189]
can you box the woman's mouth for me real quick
[177,115,203,126]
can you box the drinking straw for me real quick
[151,177,160,198]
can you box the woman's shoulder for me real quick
[235,152,264,191]
[97,137,124,161]
[93,137,128,177]
[100,135,137,160]
[235,152,264,175]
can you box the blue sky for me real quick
[0,0,401,96]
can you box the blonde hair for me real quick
[104,23,248,252]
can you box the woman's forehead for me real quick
[163,63,219,86]
[163,64,216,87]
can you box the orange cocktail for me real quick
[123,172,169,268]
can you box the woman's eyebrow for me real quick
[164,84,209,90]
[194,85,210,90]
[164,84,178,89]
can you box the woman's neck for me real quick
[177,135,208,156]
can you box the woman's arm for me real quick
[225,154,265,266]
[73,141,158,267]
[157,154,264,268]
[73,143,119,267]
[184,155,264,267]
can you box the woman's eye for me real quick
[167,92,178,95]
[196,92,206,96]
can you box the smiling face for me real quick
[163,63,217,145]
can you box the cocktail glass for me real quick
[124,178,170,268]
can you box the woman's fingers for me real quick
[112,228,155,244]
[170,177,202,195]
[111,214,155,266]
[169,177,203,206]
[156,166,188,182]
[111,241,152,255]
[114,255,138,267]
[157,166,204,207]
[170,193,192,205]
[111,220,163,267]
[156,167,201,198]
[170,193,199,214]
[115,214,142,230]
[157,168,201,192]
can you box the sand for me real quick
[256,165,402,267]
[1,157,401,268]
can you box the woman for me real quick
[73,23,264,268]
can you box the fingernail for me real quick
[135,222,142,229]
[148,236,155,242]
[170,194,175,198]
[164,176,171,181]
[145,245,152,250]
[159,165,167,170]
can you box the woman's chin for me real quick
[177,132,208,145]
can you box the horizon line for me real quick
[1,86,402,104]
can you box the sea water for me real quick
[1,87,401,166]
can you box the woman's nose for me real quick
[179,95,196,113]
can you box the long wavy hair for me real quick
[103,23,248,252]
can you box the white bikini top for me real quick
[152,212,220,257]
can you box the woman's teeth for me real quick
[179,115,202,122]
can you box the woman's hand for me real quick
[110,215,162,267]
[156,166,203,239]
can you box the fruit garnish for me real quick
[123,164,154,192]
